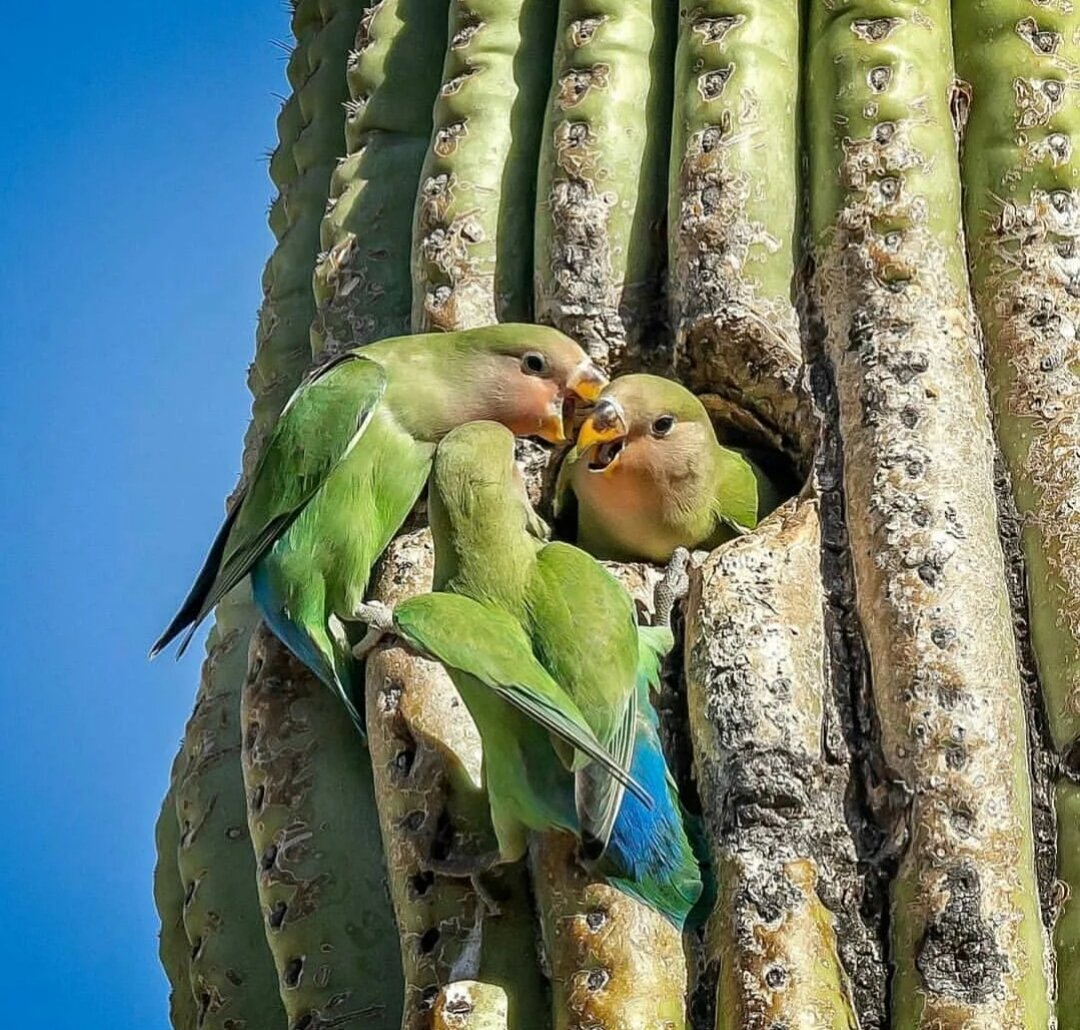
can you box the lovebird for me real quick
[151,325,607,730]
[356,421,704,928]
[555,374,780,562]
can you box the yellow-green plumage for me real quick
[152,325,605,729]
[388,422,703,927]
[556,374,780,562]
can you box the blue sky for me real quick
[0,4,294,1025]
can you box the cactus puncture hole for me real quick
[251,783,265,813]
[244,721,259,751]
[419,927,441,954]
[183,880,196,907]
[430,809,454,861]
[585,908,607,931]
[409,870,435,897]
[586,968,610,992]
[283,956,304,989]
[224,969,243,987]
[190,937,203,961]
[292,1015,314,1030]
[1062,738,1080,781]
[269,900,288,929]
[393,747,416,776]
[420,985,440,1010]
[764,964,788,989]
[260,843,279,871]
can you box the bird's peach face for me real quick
[576,397,684,475]
[499,349,608,443]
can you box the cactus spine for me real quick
[807,2,1052,1025]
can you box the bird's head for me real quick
[575,375,714,477]
[474,324,607,444]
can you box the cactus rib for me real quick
[154,758,199,1030]
[312,0,452,357]
[533,0,675,373]
[410,0,556,331]
[684,499,876,1028]
[952,6,1080,1023]
[806,2,1053,1025]
[668,0,810,458]
[364,532,548,1030]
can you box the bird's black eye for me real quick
[652,415,676,437]
[521,352,547,375]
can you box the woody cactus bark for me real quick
[156,2,1080,1028]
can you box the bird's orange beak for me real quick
[577,398,628,455]
[538,398,568,444]
[566,360,608,404]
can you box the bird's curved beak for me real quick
[538,399,568,444]
[566,360,608,404]
[577,398,628,459]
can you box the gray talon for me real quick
[654,547,691,629]
[351,601,395,660]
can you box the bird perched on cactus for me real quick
[555,374,780,562]
[151,325,607,731]
[355,421,704,928]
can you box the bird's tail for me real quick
[598,721,703,930]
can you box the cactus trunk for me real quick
[156,4,1080,1027]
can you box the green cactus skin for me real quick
[668,1,810,457]
[807,3,1052,1027]
[243,628,404,1029]
[175,607,286,1030]
[154,759,198,1030]
[1055,779,1080,1025]
[365,532,548,1030]
[410,0,556,331]
[533,0,675,373]
[952,10,1080,1023]
[312,0,452,357]
[953,2,1080,752]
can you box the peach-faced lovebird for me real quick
[556,374,779,562]
[151,325,606,732]
[355,422,703,927]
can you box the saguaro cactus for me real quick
[157,3,1080,1028]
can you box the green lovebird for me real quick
[359,421,704,928]
[555,374,780,562]
[150,325,607,730]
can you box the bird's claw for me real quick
[351,601,395,660]
[654,547,691,629]
[424,853,504,916]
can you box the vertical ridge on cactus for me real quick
[411,0,557,331]
[534,0,675,373]
[312,0,452,357]
[668,0,808,457]
[953,5,1080,1024]
[685,500,875,1028]
[153,764,198,1030]
[807,1,1052,1025]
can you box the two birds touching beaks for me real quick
[151,324,779,930]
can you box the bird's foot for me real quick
[424,852,505,916]
[351,600,395,660]
[654,547,691,629]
